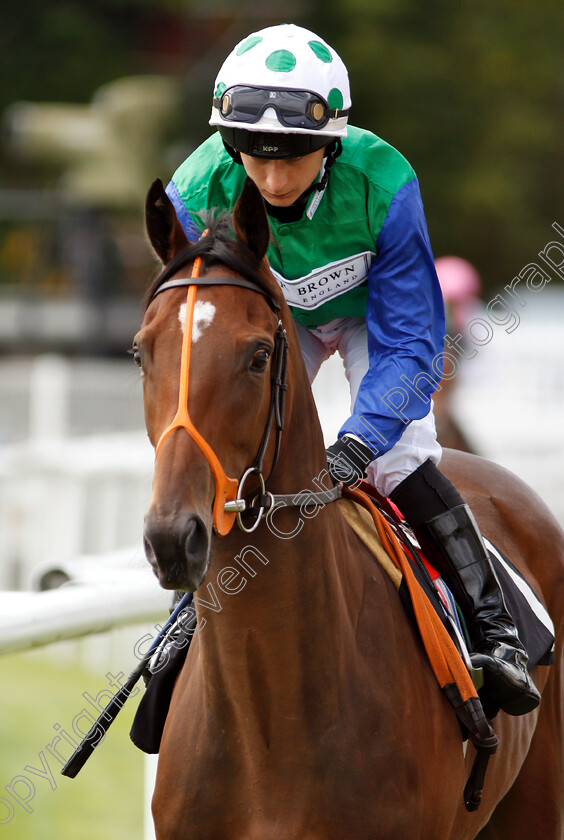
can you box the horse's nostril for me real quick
[143,511,211,591]
[143,535,157,568]
[184,517,209,564]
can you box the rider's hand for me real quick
[326,434,373,486]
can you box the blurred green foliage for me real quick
[1,0,563,295]
[0,0,187,110]
[312,0,564,292]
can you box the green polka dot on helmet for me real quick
[265,49,297,73]
[308,40,332,63]
[210,23,351,138]
[327,88,344,110]
[236,35,263,56]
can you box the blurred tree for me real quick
[0,0,186,109]
[0,1,309,189]
[310,0,564,295]
[0,1,307,307]
[1,0,562,298]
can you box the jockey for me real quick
[165,23,539,716]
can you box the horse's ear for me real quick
[233,177,270,262]
[145,178,190,264]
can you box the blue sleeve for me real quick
[165,180,201,242]
[339,177,445,456]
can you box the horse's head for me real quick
[135,177,290,591]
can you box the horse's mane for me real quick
[144,211,278,310]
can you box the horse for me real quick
[134,176,564,840]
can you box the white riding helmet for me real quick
[210,24,351,158]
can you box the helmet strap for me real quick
[314,138,342,192]
[299,138,342,202]
[222,139,243,165]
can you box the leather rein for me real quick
[150,252,340,536]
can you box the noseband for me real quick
[150,252,289,535]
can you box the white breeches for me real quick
[296,317,442,497]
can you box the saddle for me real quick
[339,485,555,677]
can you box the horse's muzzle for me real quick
[143,510,211,592]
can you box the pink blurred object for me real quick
[435,256,482,334]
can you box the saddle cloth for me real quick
[130,497,555,755]
[339,495,555,670]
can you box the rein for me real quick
[151,248,340,535]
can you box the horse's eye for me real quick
[131,343,143,369]
[250,348,270,372]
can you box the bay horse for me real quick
[135,176,564,840]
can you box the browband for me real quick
[152,275,280,314]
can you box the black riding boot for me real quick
[390,460,541,717]
[424,504,540,715]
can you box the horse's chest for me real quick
[155,715,432,840]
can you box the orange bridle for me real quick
[152,250,288,536]
[155,255,239,535]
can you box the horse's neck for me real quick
[194,357,366,700]
[196,507,361,715]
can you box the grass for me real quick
[0,643,146,839]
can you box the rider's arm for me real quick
[339,177,445,457]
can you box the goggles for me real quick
[213,85,349,130]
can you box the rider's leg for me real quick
[295,320,339,385]
[336,321,539,715]
[388,457,540,716]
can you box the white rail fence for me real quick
[0,432,153,591]
[0,354,160,837]
[0,355,152,591]
[0,354,145,445]
[0,572,167,840]
[0,564,169,656]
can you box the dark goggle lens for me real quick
[218,87,331,129]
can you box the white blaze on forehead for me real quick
[178,300,216,342]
